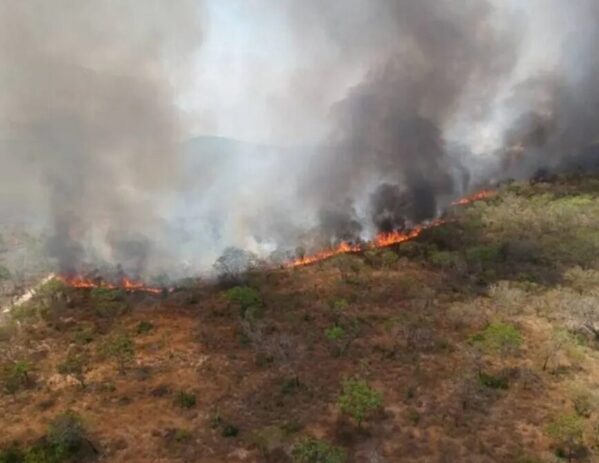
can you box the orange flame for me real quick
[286,189,495,268]
[285,219,444,268]
[56,275,163,294]
[451,189,495,206]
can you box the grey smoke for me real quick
[1,0,599,274]
[0,0,202,274]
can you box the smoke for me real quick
[2,0,599,274]
[0,0,202,274]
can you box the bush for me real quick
[135,321,154,335]
[221,424,239,438]
[330,298,348,311]
[173,428,193,443]
[464,244,502,270]
[337,378,383,426]
[364,249,398,268]
[1,361,31,394]
[546,413,585,459]
[478,371,509,390]
[225,286,262,317]
[90,287,128,318]
[292,437,346,463]
[428,250,460,269]
[214,247,258,285]
[325,326,346,342]
[47,410,87,455]
[90,287,125,302]
[570,386,597,418]
[1,411,93,463]
[470,322,522,356]
[102,332,135,374]
[175,391,197,409]
[57,350,89,387]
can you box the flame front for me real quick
[286,189,494,268]
[57,275,163,294]
[451,189,495,206]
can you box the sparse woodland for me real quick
[5,176,599,462]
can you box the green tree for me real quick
[292,437,346,463]
[57,350,89,387]
[337,378,383,427]
[546,413,584,461]
[1,360,31,394]
[471,322,522,356]
[102,332,134,374]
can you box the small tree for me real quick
[292,437,346,463]
[546,413,584,461]
[214,247,258,285]
[542,329,576,371]
[337,378,383,427]
[470,322,522,357]
[47,410,87,456]
[226,286,262,321]
[1,360,31,394]
[58,350,89,387]
[103,332,135,374]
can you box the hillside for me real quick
[4,175,599,462]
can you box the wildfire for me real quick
[450,189,495,206]
[286,189,495,268]
[56,274,164,294]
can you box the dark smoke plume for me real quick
[296,0,519,237]
[2,0,599,272]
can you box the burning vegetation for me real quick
[285,189,493,269]
[55,274,164,295]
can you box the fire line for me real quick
[285,189,495,268]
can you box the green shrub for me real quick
[428,250,459,269]
[546,413,585,459]
[337,378,383,426]
[102,332,134,374]
[0,444,21,463]
[364,249,398,268]
[135,321,154,335]
[174,429,193,442]
[175,391,197,409]
[221,424,239,438]
[57,351,89,387]
[225,286,262,317]
[2,410,92,463]
[292,437,346,463]
[46,410,87,455]
[570,386,597,418]
[330,298,348,311]
[465,244,502,269]
[478,372,509,390]
[470,322,522,356]
[1,361,31,394]
[90,287,124,302]
[325,326,346,342]
[380,249,399,267]
[89,287,128,318]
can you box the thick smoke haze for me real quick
[0,0,202,275]
[1,0,599,276]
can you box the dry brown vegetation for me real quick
[4,175,599,462]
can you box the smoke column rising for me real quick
[1,0,599,274]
